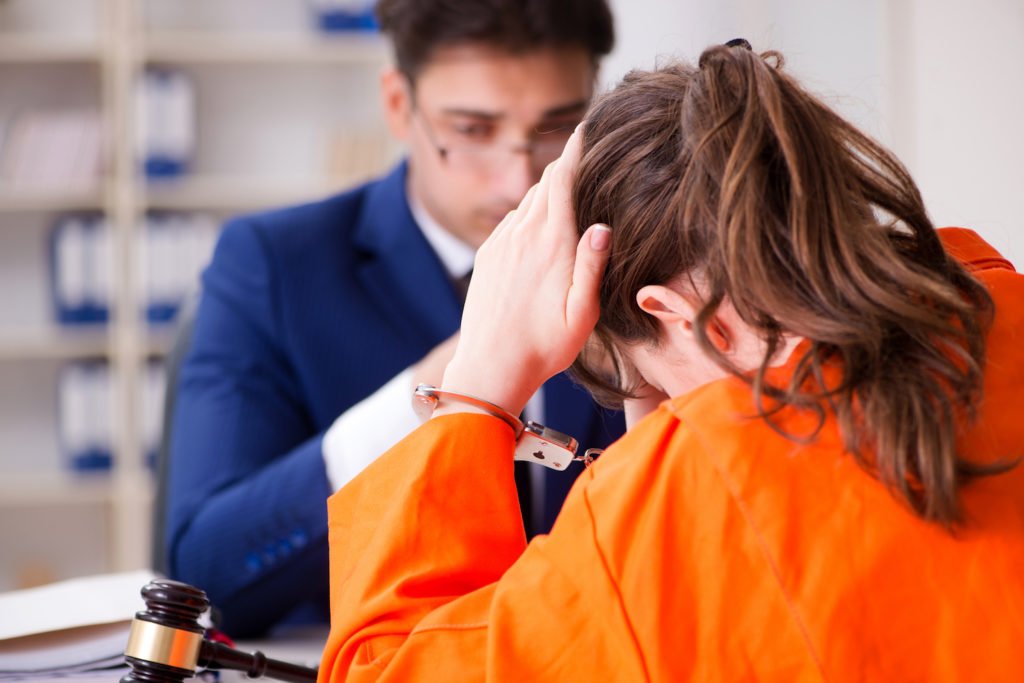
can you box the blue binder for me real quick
[57,360,113,472]
[49,213,109,326]
[310,0,379,32]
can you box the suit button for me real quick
[289,530,308,549]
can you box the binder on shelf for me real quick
[49,214,111,326]
[141,211,219,325]
[308,0,379,32]
[58,361,113,473]
[143,212,177,323]
[136,68,196,180]
[56,360,168,475]
[0,108,103,191]
[48,210,218,330]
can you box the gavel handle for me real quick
[200,641,318,683]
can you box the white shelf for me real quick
[144,31,388,65]
[0,329,180,360]
[0,34,101,63]
[0,185,106,213]
[0,328,110,360]
[0,471,115,507]
[0,470,155,508]
[144,174,350,211]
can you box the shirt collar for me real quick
[407,187,476,280]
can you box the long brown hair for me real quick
[572,44,1004,526]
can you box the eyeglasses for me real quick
[411,106,579,176]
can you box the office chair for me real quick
[151,292,200,576]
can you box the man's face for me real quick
[383,44,595,248]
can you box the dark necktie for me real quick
[452,269,472,303]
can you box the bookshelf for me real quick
[0,471,114,507]
[0,186,107,213]
[144,30,387,64]
[0,35,101,63]
[143,175,349,211]
[0,327,109,360]
[0,0,392,591]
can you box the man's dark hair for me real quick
[375,0,615,81]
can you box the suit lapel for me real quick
[352,162,463,345]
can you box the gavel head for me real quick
[120,579,211,683]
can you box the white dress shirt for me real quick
[322,189,545,525]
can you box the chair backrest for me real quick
[151,292,200,575]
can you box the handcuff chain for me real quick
[576,448,604,468]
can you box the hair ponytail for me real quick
[573,45,1007,526]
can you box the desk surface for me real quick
[12,627,328,682]
[230,625,328,675]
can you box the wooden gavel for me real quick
[120,579,318,683]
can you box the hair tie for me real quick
[699,38,752,69]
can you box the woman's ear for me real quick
[380,67,412,141]
[636,284,696,329]
[635,285,732,352]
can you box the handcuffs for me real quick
[413,384,602,470]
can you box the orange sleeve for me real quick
[937,226,1017,273]
[318,413,646,682]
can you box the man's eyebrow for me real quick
[438,99,590,121]
[540,100,589,119]
[439,108,503,120]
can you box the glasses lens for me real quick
[422,117,577,174]
[444,145,507,174]
[532,132,574,167]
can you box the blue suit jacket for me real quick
[166,163,624,637]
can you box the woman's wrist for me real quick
[440,357,538,420]
[431,402,495,420]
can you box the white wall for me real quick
[892,0,1024,266]
[605,0,1024,265]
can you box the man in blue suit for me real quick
[166,0,622,637]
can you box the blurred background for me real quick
[0,0,1020,592]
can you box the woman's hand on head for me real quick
[441,129,612,417]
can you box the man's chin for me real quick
[467,213,512,244]
[487,213,510,229]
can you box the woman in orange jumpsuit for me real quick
[319,43,1024,681]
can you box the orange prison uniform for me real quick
[319,228,1024,682]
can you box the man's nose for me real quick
[494,148,537,205]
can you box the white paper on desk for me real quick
[0,669,129,683]
[0,570,156,642]
[0,622,127,673]
[0,570,157,675]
